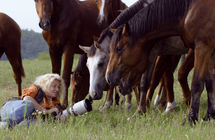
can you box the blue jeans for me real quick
[0,100,36,127]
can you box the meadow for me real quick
[0,57,214,140]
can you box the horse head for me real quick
[71,66,90,104]
[34,0,53,30]
[106,23,147,86]
[118,72,142,96]
[96,0,112,26]
[79,39,110,100]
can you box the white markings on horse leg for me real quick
[154,94,161,107]
[164,100,176,115]
[99,100,112,112]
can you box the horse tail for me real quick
[18,50,25,77]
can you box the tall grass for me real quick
[0,58,214,140]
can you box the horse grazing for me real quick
[34,0,108,107]
[106,0,215,124]
[0,13,25,96]
[71,54,90,103]
[71,0,128,108]
[96,0,127,26]
[70,54,123,110]
[79,42,139,110]
[117,36,188,115]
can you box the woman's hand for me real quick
[47,107,60,114]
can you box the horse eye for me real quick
[34,0,38,2]
[116,47,123,52]
[98,62,103,67]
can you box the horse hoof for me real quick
[99,105,106,112]
[126,103,132,110]
[163,101,176,114]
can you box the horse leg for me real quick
[114,86,120,106]
[162,55,181,114]
[4,43,24,96]
[126,93,132,110]
[158,83,167,110]
[154,77,165,107]
[132,53,158,117]
[99,86,114,112]
[133,83,140,108]
[62,47,76,108]
[203,61,215,121]
[187,44,214,124]
[146,55,170,109]
[178,49,194,110]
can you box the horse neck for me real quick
[128,0,195,49]
[51,0,79,27]
[109,0,128,22]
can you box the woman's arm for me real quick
[23,96,59,114]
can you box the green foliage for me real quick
[21,29,49,60]
[0,60,215,139]
[1,29,49,60]
[37,52,50,60]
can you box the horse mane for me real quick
[109,0,145,29]
[88,0,148,57]
[73,54,88,75]
[127,0,196,46]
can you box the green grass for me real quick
[0,59,214,140]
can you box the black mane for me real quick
[73,54,88,75]
[88,0,147,57]
[126,0,196,46]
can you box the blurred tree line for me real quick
[1,29,49,60]
[1,29,80,62]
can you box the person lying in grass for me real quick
[0,73,65,128]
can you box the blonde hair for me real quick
[33,73,66,101]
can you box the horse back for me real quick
[184,0,215,46]
[0,12,21,46]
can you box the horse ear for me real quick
[110,28,117,33]
[122,23,129,36]
[79,45,90,53]
[94,41,102,51]
[93,35,99,41]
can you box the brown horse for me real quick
[34,0,108,107]
[106,0,215,124]
[96,0,127,26]
[71,54,90,103]
[117,36,188,115]
[0,13,25,96]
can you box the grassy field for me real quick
[0,58,214,140]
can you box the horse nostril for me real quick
[44,22,50,28]
[93,92,97,98]
[75,85,80,90]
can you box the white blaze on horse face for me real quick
[99,0,105,19]
[87,35,111,97]
[87,49,106,97]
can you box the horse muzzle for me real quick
[90,91,103,100]
[39,20,51,31]
[97,16,107,26]
[118,82,132,96]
